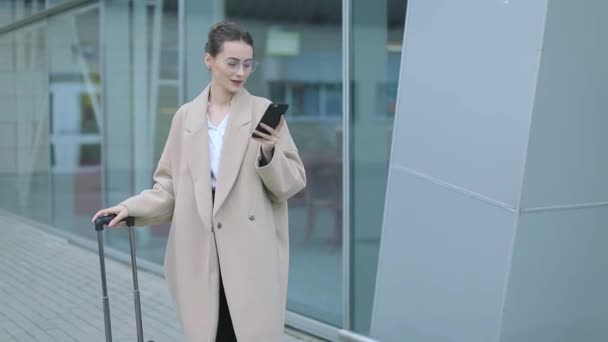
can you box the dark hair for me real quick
[204,21,254,57]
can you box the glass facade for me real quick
[350,0,406,334]
[0,0,407,339]
[48,4,103,245]
[231,12,345,326]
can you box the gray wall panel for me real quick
[371,170,516,342]
[390,0,547,207]
[500,208,608,342]
[520,0,608,208]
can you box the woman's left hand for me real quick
[252,115,285,162]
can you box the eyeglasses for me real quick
[223,58,259,73]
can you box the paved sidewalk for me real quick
[0,213,322,342]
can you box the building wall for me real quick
[500,0,608,340]
[373,0,608,341]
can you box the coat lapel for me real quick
[213,88,253,215]
[184,86,213,226]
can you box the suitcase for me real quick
[94,214,154,342]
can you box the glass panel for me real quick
[102,0,179,263]
[142,85,180,263]
[0,0,180,262]
[226,0,344,326]
[0,23,51,224]
[0,0,46,27]
[350,0,407,334]
[47,5,102,241]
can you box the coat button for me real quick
[249,215,255,221]
[216,222,222,229]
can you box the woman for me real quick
[92,21,306,342]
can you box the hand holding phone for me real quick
[252,103,289,136]
[252,103,289,161]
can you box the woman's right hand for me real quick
[91,204,129,228]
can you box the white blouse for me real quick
[208,113,229,189]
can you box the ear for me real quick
[204,53,213,69]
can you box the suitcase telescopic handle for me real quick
[94,214,149,342]
[94,214,135,231]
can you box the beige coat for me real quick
[120,85,306,341]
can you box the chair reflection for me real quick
[290,126,343,250]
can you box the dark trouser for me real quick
[213,188,237,342]
[216,274,236,341]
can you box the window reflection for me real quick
[350,0,406,334]
[228,1,344,325]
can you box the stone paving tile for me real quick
[0,213,325,341]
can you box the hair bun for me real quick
[204,21,254,57]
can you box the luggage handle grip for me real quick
[95,215,135,231]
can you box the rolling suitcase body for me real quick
[94,215,153,342]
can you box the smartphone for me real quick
[253,103,289,136]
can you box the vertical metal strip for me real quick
[99,0,108,209]
[45,7,55,226]
[177,0,185,104]
[341,0,352,332]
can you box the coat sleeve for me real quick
[255,120,307,203]
[119,110,181,226]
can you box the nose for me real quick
[235,64,245,77]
